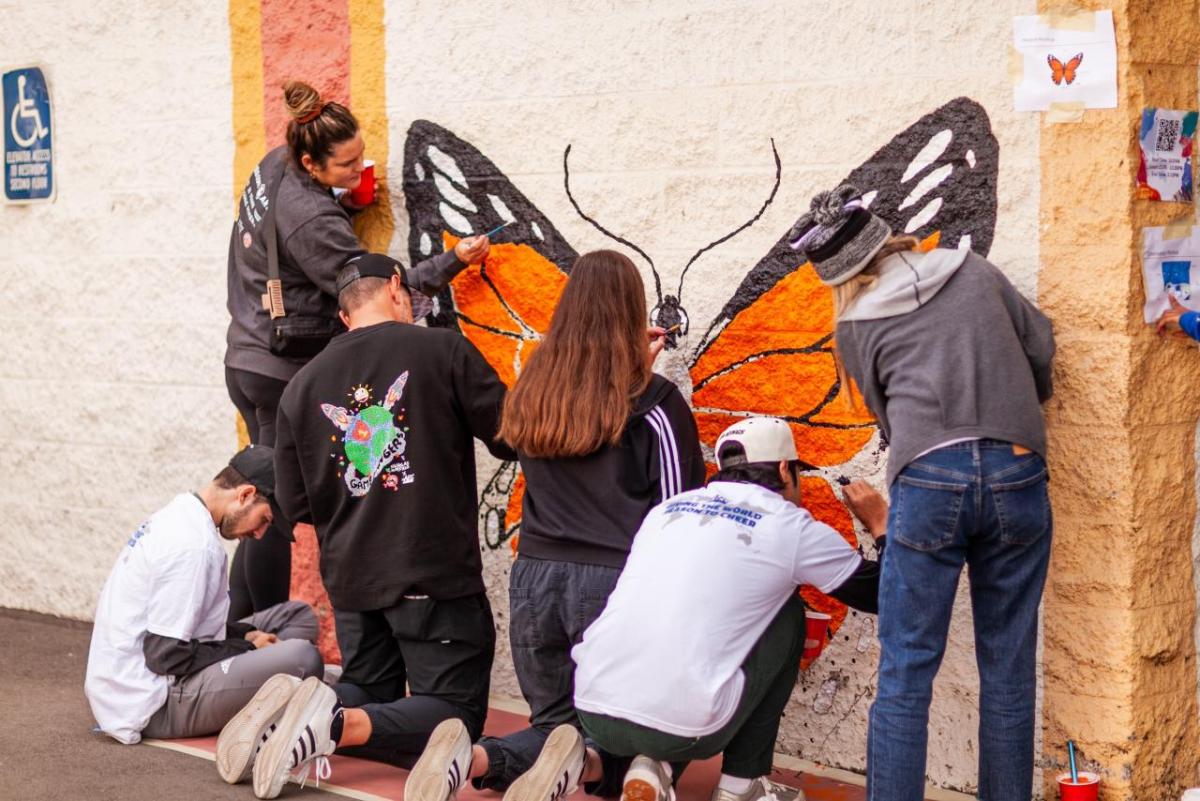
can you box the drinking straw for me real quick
[1068,740,1079,783]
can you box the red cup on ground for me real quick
[349,159,376,206]
[1057,772,1099,801]
[803,611,832,662]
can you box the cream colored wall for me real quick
[0,3,235,616]
[383,1,1040,793]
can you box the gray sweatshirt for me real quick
[225,146,463,382]
[834,248,1055,486]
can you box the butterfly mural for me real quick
[402,97,999,643]
[1048,52,1083,85]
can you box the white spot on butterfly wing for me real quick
[901,129,953,183]
[414,162,426,181]
[419,232,433,255]
[426,146,467,188]
[434,172,477,213]
[439,203,473,235]
[965,149,976,169]
[897,164,953,211]
[489,195,516,223]
[530,222,544,241]
[903,197,943,233]
[861,190,878,208]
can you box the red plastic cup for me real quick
[804,611,832,662]
[1057,772,1099,801]
[349,159,376,206]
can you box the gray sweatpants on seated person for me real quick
[142,600,324,739]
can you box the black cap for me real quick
[336,253,409,295]
[229,445,275,499]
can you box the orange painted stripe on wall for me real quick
[347,0,394,253]
[260,0,352,151]
[229,0,267,199]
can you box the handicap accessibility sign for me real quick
[3,66,54,203]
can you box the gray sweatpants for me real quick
[142,601,324,740]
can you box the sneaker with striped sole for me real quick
[216,673,302,784]
[503,724,585,801]
[252,676,339,799]
[404,718,475,801]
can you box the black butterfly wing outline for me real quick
[402,120,581,549]
[694,96,1000,361]
[402,119,578,330]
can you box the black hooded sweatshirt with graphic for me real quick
[274,321,516,611]
[516,374,706,568]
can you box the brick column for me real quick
[1039,2,1200,799]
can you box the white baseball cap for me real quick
[715,417,801,468]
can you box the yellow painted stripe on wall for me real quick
[348,0,394,254]
[229,0,266,203]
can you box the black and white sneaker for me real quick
[252,676,339,799]
[404,718,475,801]
[623,756,675,801]
[216,674,302,784]
[503,724,585,801]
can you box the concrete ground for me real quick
[0,607,333,800]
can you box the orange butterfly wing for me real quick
[1047,55,1066,85]
[1063,52,1083,85]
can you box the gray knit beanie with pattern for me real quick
[789,184,892,287]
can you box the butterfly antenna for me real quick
[676,139,782,302]
[563,144,662,299]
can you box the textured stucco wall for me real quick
[382,1,1040,793]
[0,4,235,614]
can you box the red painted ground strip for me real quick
[157,706,871,801]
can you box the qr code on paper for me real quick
[1156,118,1181,152]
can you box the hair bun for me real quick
[283,80,323,123]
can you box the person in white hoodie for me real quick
[789,185,1055,801]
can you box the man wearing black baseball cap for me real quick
[85,445,324,759]
[238,253,516,797]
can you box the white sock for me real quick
[718,774,753,795]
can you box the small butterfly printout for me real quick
[1011,9,1116,112]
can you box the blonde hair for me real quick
[831,235,921,407]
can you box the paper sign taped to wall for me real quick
[1142,225,1200,322]
[1012,10,1117,112]
[1137,108,1197,203]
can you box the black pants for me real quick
[476,557,626,797]
[579,595,806,780]
[225,366,293,621]
[332,593,496,768]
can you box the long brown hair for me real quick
[282,80,359,170]
[498,250,652,458]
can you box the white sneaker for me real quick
[503,724,585,801]
[623,755,675,801]
[710,777,806,801]
[216,674,303,784]
[405,718,475,801]
[252,676,339,799]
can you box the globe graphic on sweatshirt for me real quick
[321,371,410,496]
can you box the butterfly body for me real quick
[1047,52,1083,85]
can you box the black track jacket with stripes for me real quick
[516,374,705,568]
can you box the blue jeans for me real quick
[867,440,1052,801]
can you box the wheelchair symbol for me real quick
[10,74,49,149]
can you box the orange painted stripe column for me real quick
[228,0,392,663]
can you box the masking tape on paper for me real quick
[1007,45,1024,84]
[1039,9,1096,32]
[1163,217,1196,241]
[1046,101,1085,124]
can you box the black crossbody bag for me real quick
[263,177,344,359]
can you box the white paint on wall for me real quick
[0,3,235,618]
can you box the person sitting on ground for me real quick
[405,249,705,801]
[84,445,323,752]
[521,417,887,801]
[222,253,516,799]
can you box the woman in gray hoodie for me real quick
[790,185,1055,801]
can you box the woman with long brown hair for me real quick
[223,80,490,622]
[405,250,705,801]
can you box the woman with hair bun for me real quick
[223,80,491,622]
